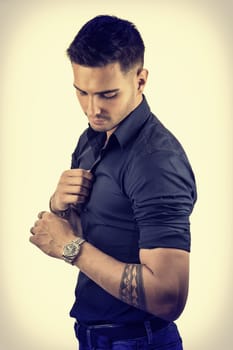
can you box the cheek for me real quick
[76,94,84,107]
[118,94,135,115]
[76,95,88,115]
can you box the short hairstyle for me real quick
[67,15,145,72]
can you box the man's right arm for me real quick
[49,168,93,235]
[49,168,93,213]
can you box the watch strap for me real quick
[62,237,85,265]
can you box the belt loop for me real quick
[86,328,96,350]
[74,321,79,338]
[144,320,153,344]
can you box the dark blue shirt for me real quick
[70,97,197,323]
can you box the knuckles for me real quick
[42,211,53,219]
[61,169,93,181]
[39,211,56,220]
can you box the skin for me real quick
[72,62,147,138]
[30,62,189,321]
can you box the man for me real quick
[30,15,197,349]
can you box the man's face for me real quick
[71,62,147,138]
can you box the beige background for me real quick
[1,0,232,349]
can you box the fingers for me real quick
[61,169,94,187]
[52,169,94,211]
[61,185,90,196]
[61,194,87,205]
[59,170,94,198]
[30,211,51,236]
[38,211,47,219]
[29,212,51,244]
[29,210,76,259]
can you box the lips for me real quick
[91,115,109,124]
[92,118,106,125]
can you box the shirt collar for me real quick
[114,95,151,148]
[87,95,151,149]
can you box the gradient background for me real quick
[1,0,232,349]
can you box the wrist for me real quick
[49,194,71,219]
[62,237,86,265]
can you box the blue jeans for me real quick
[75,322,183,350]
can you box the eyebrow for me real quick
[73,84,120,95]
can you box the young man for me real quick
[30,15,197,349]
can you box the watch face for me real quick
[64,243,79,257]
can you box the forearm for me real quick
[74,241,183,321]
[75,242,125,300]
[29,211,188,321]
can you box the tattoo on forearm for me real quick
[119,264,146,310]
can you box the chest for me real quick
[82,145,135,226]
[78,144,139,261]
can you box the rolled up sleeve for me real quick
[125,151,197,252]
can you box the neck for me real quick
[106,127,117,141]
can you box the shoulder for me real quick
[123,115,196,200]
[126,113,193,177]
[134,113,186,158]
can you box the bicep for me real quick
[140,247,189,289]
[125,152,196,252]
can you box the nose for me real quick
[86,96,101,118]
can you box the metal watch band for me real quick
[62,238,86,265]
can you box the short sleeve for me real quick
[124,150,197,252]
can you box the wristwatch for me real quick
[62,237,86,265]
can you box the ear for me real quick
[137,68,148,93]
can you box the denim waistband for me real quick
[74,318,170,346]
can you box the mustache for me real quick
[86,113,110,120]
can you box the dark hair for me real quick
[67,15,145,72]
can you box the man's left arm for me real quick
[75,238,189,321]
[73,237,189,321]
[30,212,189,321]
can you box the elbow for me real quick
[147,289,187,322]
[154,299,184,322]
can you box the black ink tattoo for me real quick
[119,264,146,310]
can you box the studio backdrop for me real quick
[0,1,232,349]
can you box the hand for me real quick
[51,169,93,212]
[29,211,77,259]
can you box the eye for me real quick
[100,92,118,99]
[78,90,87,96]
